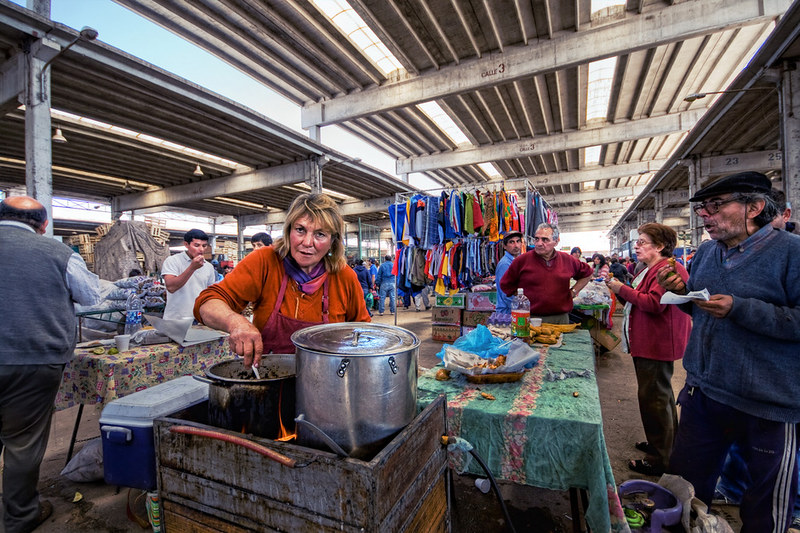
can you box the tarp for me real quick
[93,221,169,281]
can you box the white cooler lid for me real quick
[99,375,208,427]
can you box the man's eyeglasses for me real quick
[635,239,652,247]
[692,197,740,215]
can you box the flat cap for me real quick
[690,171,772,202]
[503,231,523,244]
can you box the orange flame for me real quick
[276,381,296,442]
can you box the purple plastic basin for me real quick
[619,479,682,533]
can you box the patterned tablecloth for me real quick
[417,329,630,533]
[55,338,232,411]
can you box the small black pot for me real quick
[198,355,296,439]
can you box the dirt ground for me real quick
[0,307,741,532]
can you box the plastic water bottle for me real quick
[124,294,144,336]
[510,288,530,338]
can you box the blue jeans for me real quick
[378,282,396,314]
[717,442,800,523]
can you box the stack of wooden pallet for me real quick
[214,240,239,262]
[66,233,101,271]
[143,217,170,246]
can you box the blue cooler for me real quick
[100,376,208,490]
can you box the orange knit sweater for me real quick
[194,247,371,331]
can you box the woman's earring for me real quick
[328,251,332,256]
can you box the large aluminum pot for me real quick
[291,323,420,460]
[200,354,296,439]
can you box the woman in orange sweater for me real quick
[195,193,370,368]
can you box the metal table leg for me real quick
[65,404,84,466]
[569,487,581,533]
[581,488,591,532]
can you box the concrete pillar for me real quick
[781,61,800,214]
[236,216,244,261]
[27,0,50,17]
[307,158,324,193]
[25,1,52,235]
[357,218,363,259]
[25,43,55,236]
[688,159,703,247]
[308,125,321,143]
[209,219,217,252]
[653,190,664,224]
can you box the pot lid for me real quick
[291,323,420,356]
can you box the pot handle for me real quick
[294,414,349,458]
[169,425,299,468]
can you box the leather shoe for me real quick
[628,458,664,476]
[22,500,53,533]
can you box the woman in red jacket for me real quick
[606,223,691,476]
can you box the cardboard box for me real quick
[461,326,476,336]
[462,310,492,328]
[100,376,208,490]
[431,324,461,342]
[465,292,497,311]
[591,324,621,351]
[431,307,461,325]
[434,293,466,309]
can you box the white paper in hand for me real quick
[660,288,711,304]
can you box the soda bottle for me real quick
[124,293,144,336]
[510,288,530,338]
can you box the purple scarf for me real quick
[283,257,327,294]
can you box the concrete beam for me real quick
[662,189,691,206]
[397,111,701,173]
[0,53,25,115]
[556,203,630,216]
[504,160,667,189]
[0,6,329,155]
[558,212,626,224]
[302,0,785,127]
[548,186,647,204]
[640,207,691,218]
[239,195,397,228]
[113,160,314,212]
[700,149,784,176]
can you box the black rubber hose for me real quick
[469,448,518,533]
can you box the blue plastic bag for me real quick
[435,324,510,361]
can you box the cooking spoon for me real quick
[251,365,260,379]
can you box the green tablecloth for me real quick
[418,329,629,533]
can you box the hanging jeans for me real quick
[378,282,396,314]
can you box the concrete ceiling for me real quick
[0,0,416,229]
[609,0,800,239]
[112,0,794,232]
[1,0,797,235]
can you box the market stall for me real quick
[56,337,232,463]
[418,328,629,533]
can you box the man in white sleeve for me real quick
[161,229,217,319]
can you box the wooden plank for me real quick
[160,470,364,532]
[155,396,449,532]
[373,395,447,521]
[401,475,449,533]
[162,500,249,532]
[156,419,373,525]
[380,460,449,532]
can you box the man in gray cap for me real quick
[494,231,524,314]
[658,171,800,533]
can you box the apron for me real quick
[260,273,330,354]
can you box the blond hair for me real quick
[273,193,346,274]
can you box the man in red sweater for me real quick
[500,223,593,324]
